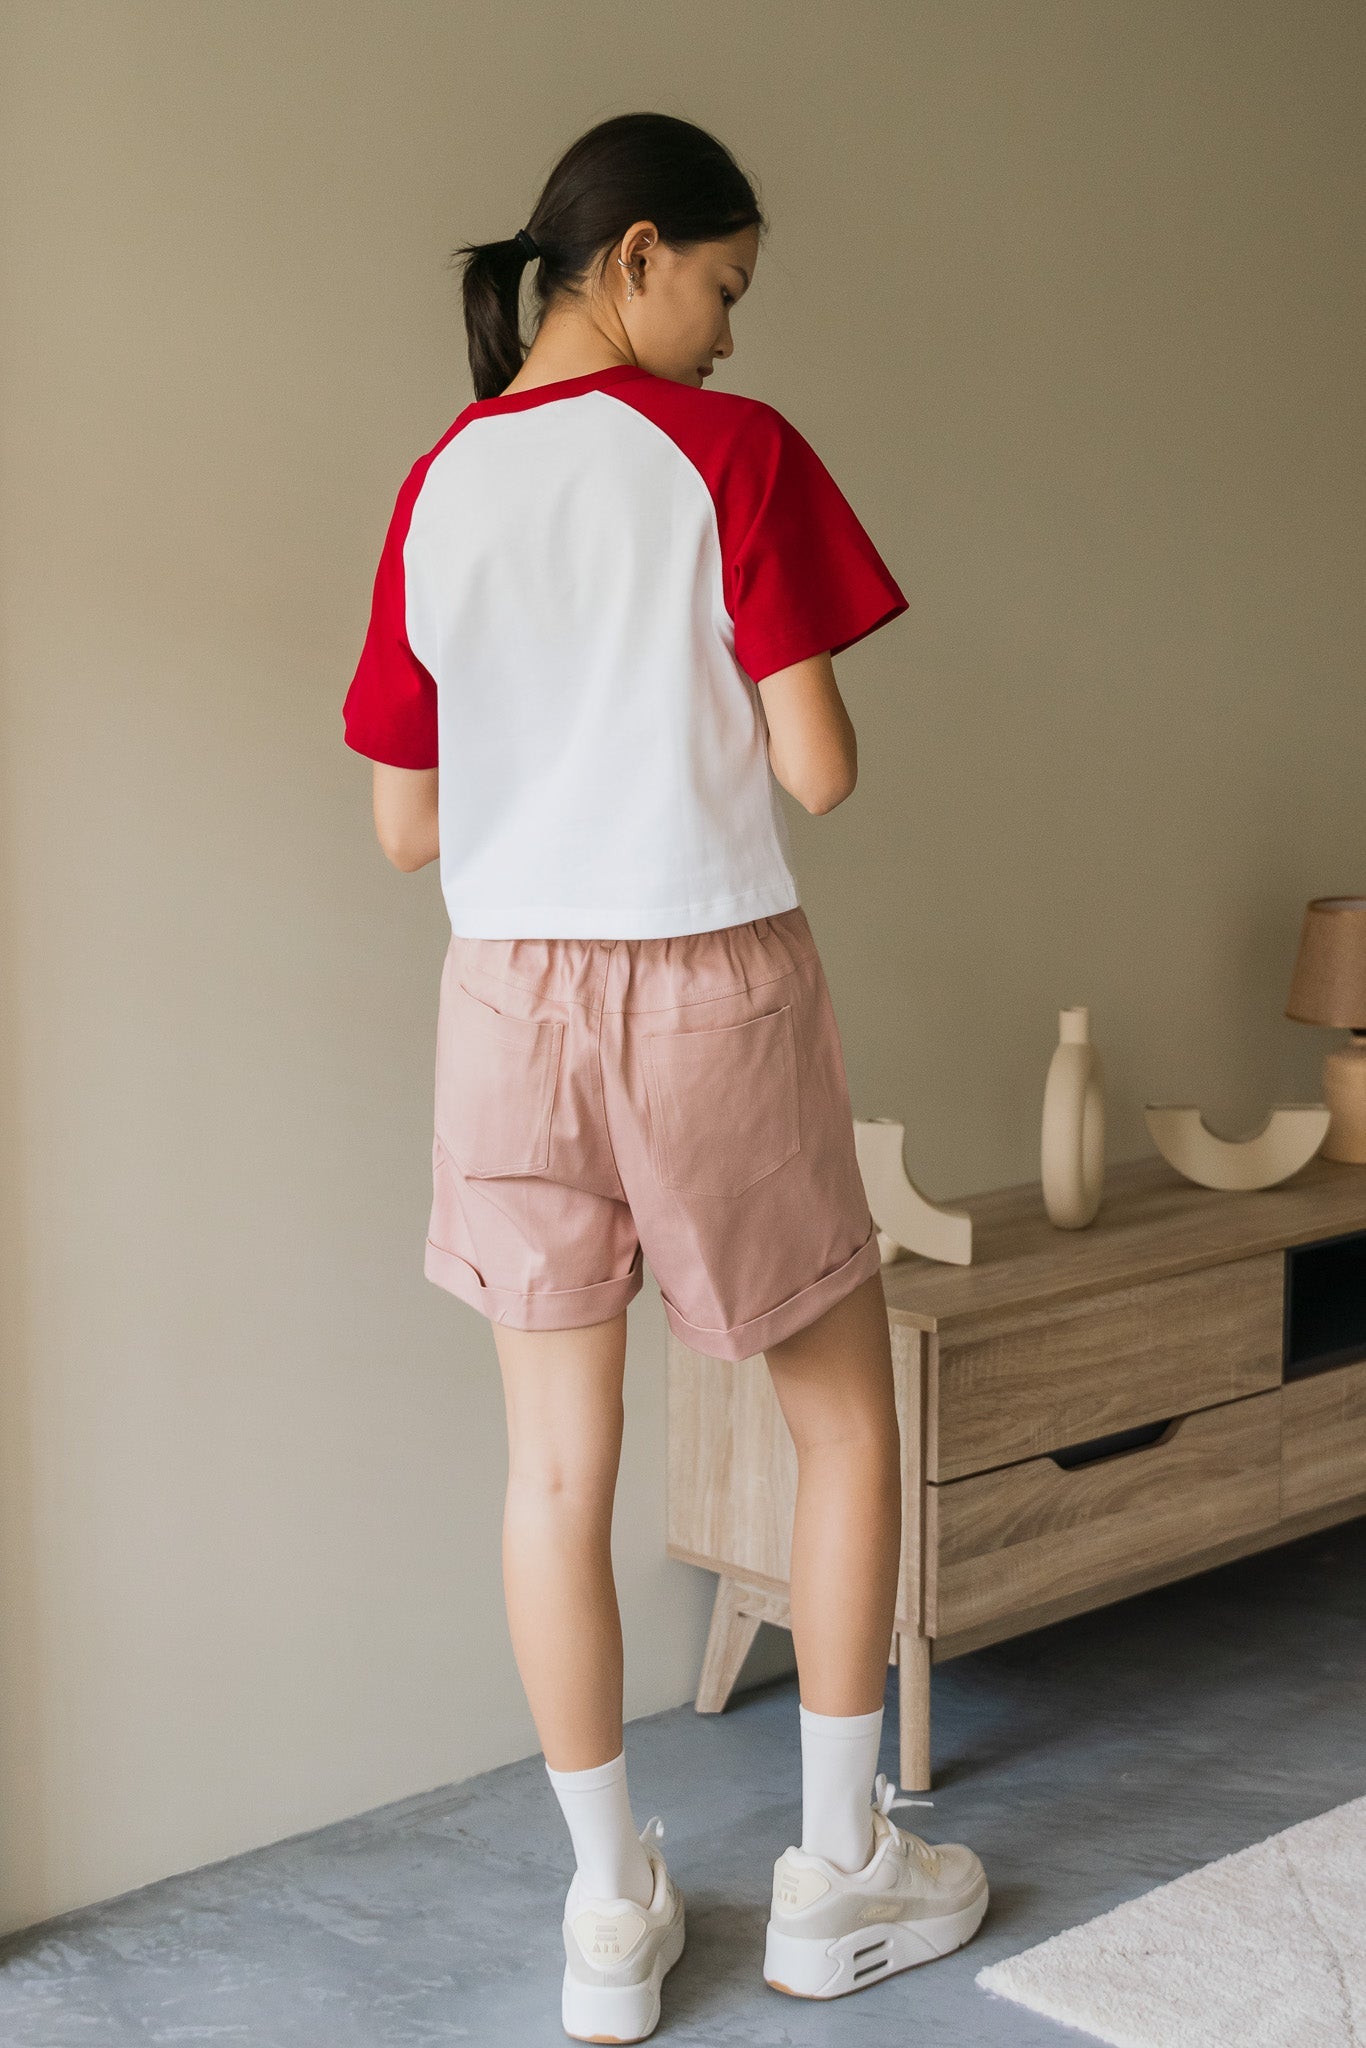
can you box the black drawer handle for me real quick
[1048,1418,1177,1470]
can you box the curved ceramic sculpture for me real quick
[853,1116,973,1266]
[1143,1102,1330,1190]
[1041,1006,1105,1228]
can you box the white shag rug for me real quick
[976,1792,1366,2048]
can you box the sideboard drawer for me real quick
[929,1252,1283,1481]
[926,1387,1282,1637]
[1282,1357,1366,1517]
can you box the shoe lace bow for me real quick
[872,1771,940,1876]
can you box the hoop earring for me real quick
[616,253,640,302]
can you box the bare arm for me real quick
[756,651,857,814]
[371,762,440,871]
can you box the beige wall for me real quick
[1,0,1361,1931]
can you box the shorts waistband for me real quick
[446,905,818,1015]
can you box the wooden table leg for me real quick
[694,1573,765,1712]
[897,1629,931,1791]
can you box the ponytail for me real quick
[451,233,537,402]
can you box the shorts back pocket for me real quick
[437,980,564,1178]
[643,1002,800,1197]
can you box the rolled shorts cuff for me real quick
[660,1219,885,1362]
[424,1238,645,1331]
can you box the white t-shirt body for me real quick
[343,364,907,938]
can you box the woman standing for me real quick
[343,109,987,2043]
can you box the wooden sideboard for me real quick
[665,1152,1366,1790]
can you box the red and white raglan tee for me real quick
[342,363,908,938]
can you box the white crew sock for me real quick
[798,1702,884,1873]
[545,1748,655,1907]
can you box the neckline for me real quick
[465,363,650,416]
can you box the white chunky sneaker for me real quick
[560,1814,685,2043]
[764,1771,988,2000]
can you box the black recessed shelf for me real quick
[1283,1226,1366,1383]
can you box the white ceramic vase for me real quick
[1041,1005,1105,1227]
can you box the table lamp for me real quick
[1284,895,1366,1163]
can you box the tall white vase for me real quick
[1041,1005,1105,1227]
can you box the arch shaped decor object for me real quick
[853,1116,973,1266]
[1142,1101,1331,1191]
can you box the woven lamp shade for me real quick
[1285,896,1366,1027]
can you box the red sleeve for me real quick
[341,465,439,769]
[722,406,909,684]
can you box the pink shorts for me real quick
[423,904,882,1362]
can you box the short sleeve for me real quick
[341,467,439,769]
[724,407,909,684]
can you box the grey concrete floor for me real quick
[2,1516,1364,2047]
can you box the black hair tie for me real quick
[514,227,541,262]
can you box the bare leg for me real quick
[493,1309,629,1771]
[763,1270,901,1715]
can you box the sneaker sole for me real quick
[763,1881,988,1999]
[561,1907,686,2043]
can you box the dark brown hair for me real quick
[450,112,766,400]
